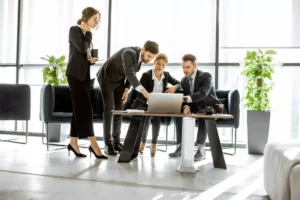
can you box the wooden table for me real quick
[112,111,233,171]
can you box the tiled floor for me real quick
[0,135,269,200]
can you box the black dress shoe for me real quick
[194,144,206,161]
[169,144,181,157]
[104,144,117,156]
[114,142,123,152]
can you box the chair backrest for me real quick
[39,84,103,122]
[216,90,240,128]
[53,86,73,113]
[0,84,31,120]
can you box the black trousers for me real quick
[99,78,124,146]
[141,116,161,144]
[175,117,206,145]
[67,75,94,138]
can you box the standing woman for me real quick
[66,7,107,159]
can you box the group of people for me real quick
[66,7,221,161]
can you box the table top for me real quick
[112,110,233,119]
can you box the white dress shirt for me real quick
[152,69,165,93]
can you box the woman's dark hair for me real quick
[77,7,100,25]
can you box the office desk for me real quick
[112,111,233,172]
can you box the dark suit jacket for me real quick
[66,26,94,81]
[97,47,141,89]
[131,70,180,109]
[182,70,220,113]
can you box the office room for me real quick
[0,0,300,199]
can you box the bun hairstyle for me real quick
[77,7,100,27]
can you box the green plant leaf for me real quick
[240,49,279,111]
[265,50,277,55]
[41,55,67,85]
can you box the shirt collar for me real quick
[189,70,197,80]
[152,69,165,81]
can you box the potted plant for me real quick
[41,55,68,142]
[241,49,281,154]
[41,55,67,85]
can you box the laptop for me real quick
[147,93,183,114]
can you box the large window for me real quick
[21,0,109,64]
[0,0,18,64]
[219,0,300,141]
[2,0,300,144]
[111,0,216,63]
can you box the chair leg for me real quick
[46,123,49,151]
[42,122,89,152]
[0,121,28,144]
[24,121,28,144]
[223,128,237,155]
[152,124,168,152]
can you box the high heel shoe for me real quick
[88,146,108,159]
[150,144,157,157]
[67,144,87,157]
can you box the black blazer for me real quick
[66,26,93,81]
[131,70,180,109]
[97,47,142,89]
[182,70,220,113]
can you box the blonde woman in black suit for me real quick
[66,7,107,159]
[131,53,180,156]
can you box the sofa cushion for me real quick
[264,141,300,200]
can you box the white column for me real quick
[178,117,198,173]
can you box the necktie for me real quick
[189,77,193,94]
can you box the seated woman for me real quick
[131,53,180,157]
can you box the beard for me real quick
[141,53,148,63]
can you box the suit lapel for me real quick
[193,70,202,93]
[149,71,154,92]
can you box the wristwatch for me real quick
[183,97,188,103]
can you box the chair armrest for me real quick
[227,89,240,128]
[39,85,54,123]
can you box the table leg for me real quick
[178,117,198,173]
[118,116,147,163]
[205,119,227,169]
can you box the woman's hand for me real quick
[165,86,177,93]
[122,90,129,104]
[81,22,91,32]
[90,58,98,64]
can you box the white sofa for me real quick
[264,141,300,200]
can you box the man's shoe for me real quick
[169,144,181,157]
[114,142,123,152]
[194,144,206,161]
[105,144,117,156]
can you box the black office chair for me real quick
[0,84,31,144]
